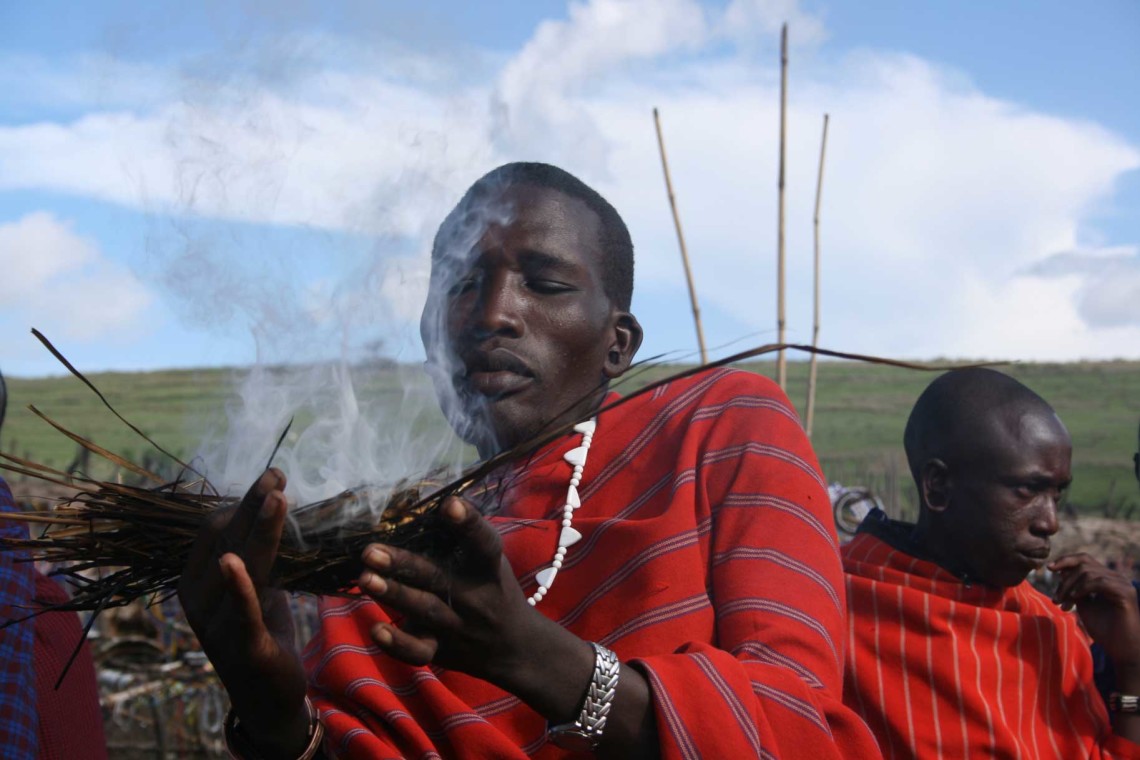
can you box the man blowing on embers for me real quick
[178,162,881,759]
[842,367,1140,758]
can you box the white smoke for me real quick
[197,360,472,527]
[191,174,523,523]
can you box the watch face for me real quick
[548,725,598,753]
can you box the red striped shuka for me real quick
[842,520,1140,759]
[304,368,881,759]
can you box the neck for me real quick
[476,386,611,461]
[908,515,984,586]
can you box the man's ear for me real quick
[603,312,643,380]
[922,459,952,513]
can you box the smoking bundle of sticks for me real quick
[1,444,465,618]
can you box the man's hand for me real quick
[178,469,311,758]
[356,496,552,684]
[359,496,659,759]
[1049,553,1140,669]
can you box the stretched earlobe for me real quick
[602,312,644,380]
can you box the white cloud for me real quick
[1078,269,1140,328]
[0,0,1137,361]
[0,212,154,341]
[583,50,1139,359]
[1025,246,1140,330]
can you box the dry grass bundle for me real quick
[0,331,485,622]
[1,329,976,623]
[0,446,463,618]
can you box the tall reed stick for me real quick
[776,23,789,390]
[653,107,708,364]
[805,113,830,438]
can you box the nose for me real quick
[1030,495,1060,538]
[471,269,523,339]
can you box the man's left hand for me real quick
[355,495,545,685]
[1049,553,1140,669]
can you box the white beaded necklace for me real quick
[526,417,596,606]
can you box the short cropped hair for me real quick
[903,367,1054,486]
[432,162,635,311]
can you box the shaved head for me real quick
[905,368,1072,587]
[904,368,1058,492]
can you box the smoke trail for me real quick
[419,175,518,456]
[195,176,527,532]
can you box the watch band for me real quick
[1110,692,1140,714]
[547,642,621,751]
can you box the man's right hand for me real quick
[178,468,313,758]
[1050,553,1140,669]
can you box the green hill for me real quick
[3,359,1138,518]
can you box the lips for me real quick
[1020,546,1052,562]
[459,349,534,398]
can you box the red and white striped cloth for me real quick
[843,527,1140,759]
[304,369,881,759]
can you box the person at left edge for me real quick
[0,369,107,759]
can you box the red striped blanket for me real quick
[843,527,1140,759]
[305,368,879,758]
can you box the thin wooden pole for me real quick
[653,107,708,364]
[776,23,788,390]
[805,113,829,438]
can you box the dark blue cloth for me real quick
[0,476,38,758]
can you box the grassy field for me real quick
[3,359,1138,518]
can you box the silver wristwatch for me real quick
[547,642,621,752]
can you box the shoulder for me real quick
[680,367,787,400]
[619,367,796,419]
[841,532,889,574]
[842,531,929,590]
[603,368,803,448]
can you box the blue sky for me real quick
[2,0,1138,377]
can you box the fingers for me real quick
[443,497,502,571]
[180,507,231,615]
[179,469,287,625]
[242,490,289,588]
[1048,553,1093,573]
[359,548,462,632]
[369,623,439,667]
[357,548,456,667]
[353,503,512,672]
[1050,554,1132,610]
[219,553,273,647]
[229,468,287,543]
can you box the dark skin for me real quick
[430,185,640,458]
[911,405,1140,743]
[178,185,661,759]
[912,408,1070,589]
